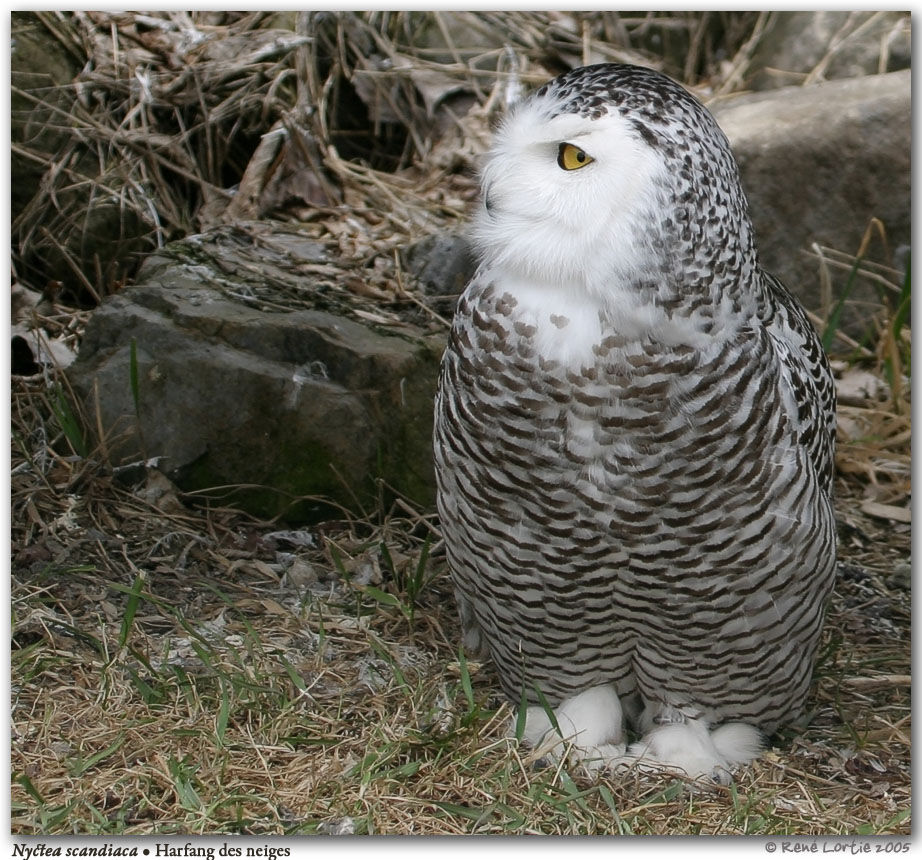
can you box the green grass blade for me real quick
[893,252,911,337]
[327,543,348,578]
[533,685,561,735]
[362,584,402,609]
[44,620,105,655]
[378,540,396,577]
[15,772,45,804]
[513,685,529,741]
[50,386,87,457]
[70,734,125,776]
[409,536,432,599]
[118,572,146,649]
[124,665,165,705]
[367,632,408,690]
[822,254,864,351]
[129,337,140,415]
[597,783,632,834]
[432,801,487,821]
[854,807,911,835]
[278,654,308,694]
[457,646,475,712]
[168,756,203,811]
[215,679,230,746]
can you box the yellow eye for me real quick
[557,142,594,171]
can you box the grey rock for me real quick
[712,70,910,334]
[401,232,477,297]
[747,11,910,91]
[316,817,356,836]
[68,225,443,520]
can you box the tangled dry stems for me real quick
[15,11,769,301]
[11,10,911,836]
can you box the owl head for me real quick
[471,64,757,309]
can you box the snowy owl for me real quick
[433,63,837,782]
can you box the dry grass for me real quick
[9,393,911,834]
[11,10,911,837]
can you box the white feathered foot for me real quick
[618,717,763,785]
[513,684,627,772]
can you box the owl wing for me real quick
[762,272,837,496]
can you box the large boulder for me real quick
[67,224,443,520]
[712,70,910,333]
[746,11,910,91]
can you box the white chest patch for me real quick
[486,272,722,368]
[490,276,604,366]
